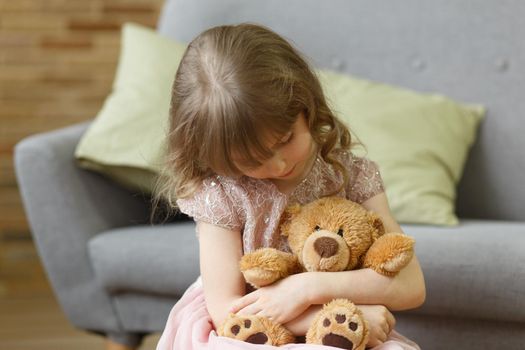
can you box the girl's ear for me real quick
[368,211,385,240]
[279,204,302,237]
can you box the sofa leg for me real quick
[105,332,144,350]
[105,338,137,350]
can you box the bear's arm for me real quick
[360,192,426,310]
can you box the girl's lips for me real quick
[278,165,296,178]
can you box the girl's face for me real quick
[234,112,317,187]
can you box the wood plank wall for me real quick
[0,0,165,240]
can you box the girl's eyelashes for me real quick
[265,130,294,152]
[279,131,293,145]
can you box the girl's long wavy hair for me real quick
[151,23,360,222]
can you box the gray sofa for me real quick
[14,0,525,349]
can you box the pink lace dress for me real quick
[156,150,420,350]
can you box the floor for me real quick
[0,235,161,349]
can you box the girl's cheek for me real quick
[295,133,314,160]
[243,168,268,179]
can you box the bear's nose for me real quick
[314,237,338,258]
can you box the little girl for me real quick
[154,23,425,350]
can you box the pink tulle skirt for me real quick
[156,278,420,350]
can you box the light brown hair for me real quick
[152,23,360,221]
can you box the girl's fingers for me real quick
[377,329,388,343]
[385,312,396,334]
[237,304,262,316]
[230,292,258,313]
[256,310,279,323]
[369,335,385,347]
[255,310,268,319]
[382,323,391,338]
[369,327,388,347]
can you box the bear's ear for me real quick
[279,204,302,237]
[368,211,385,240]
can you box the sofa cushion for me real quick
[319,70,483,226]
[89,219,525,324]
[74,23,186,193]
[402,220,525,323]
[88,222,199,297]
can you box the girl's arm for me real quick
[306,253,425,310]
[198,221,246,328]
[307,192,426,310]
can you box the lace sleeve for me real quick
[176,177,243,231]
[346,154,385,204]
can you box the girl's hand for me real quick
[357,304,396,347]
[230,273,312,325]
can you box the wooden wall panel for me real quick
[0,0,165,240]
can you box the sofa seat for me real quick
[88,221,200,297]
[89,219,525,324]
[402,220,525,323]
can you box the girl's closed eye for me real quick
[238,131,293,165]
[277,131,293,146]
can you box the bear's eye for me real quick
[337,229,344,237]
[314,225,321,231]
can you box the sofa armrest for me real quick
[14,121,151,332]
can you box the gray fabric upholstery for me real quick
[88,222,199,296]
[14,122,151,333]
[402,221,525,322]
[113,293,179,331]
[394,314,525,349]
[14,0,525,348]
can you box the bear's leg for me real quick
[240,248,301,288]
[306,299,368,350]
[362,233,415,276]
[218,314,295,346]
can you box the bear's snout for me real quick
[301,230,350,272]
[314,237,338,258]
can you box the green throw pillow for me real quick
[318,70,484,225]
[75,23,186,193]
[76,23,484,226]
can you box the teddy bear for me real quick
[218,196,415,349]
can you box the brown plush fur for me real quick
[221,196,415,349]
[282,197,387,273]
[306,299,369,350]
[362,232,415,276]
[239,248,302,288]
[218,313,296,346]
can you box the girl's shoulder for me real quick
[330,148,352,163]
[324,148,384,203]
[175,174,278,231]
[175,174,246,231]
[330,148,380,176]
